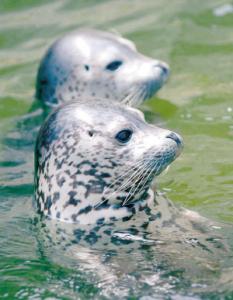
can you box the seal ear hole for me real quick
[84,65,90,71]
[105,60,123,71]
[88,130,94,137]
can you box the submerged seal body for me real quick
[35,99,183,224]
[36,29,169,107]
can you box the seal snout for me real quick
[153,61,170,81]
[166,132,183,148]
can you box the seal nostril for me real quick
[166,132,182,146]
[160,65,168,75]
[153,62,169,76]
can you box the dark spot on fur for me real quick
[78,205,92,215]
[141,222,149,229]
[122,215,133,222]
[71,214,77,222]
[73,229,86,243]
[96,218,105,225]
[100,172,111,178]
[64,191,81,207]
[103,229,112,236]
[45,196,52,211]
[95,201,110,210]
[149,212,161,221]
[56,175,65,187]
[93,226,101,232]
[53,192,60,203]
[84,168,96,176]
[84,231,100,245]
[111,236,133,245]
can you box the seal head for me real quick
[36,29,169,107]
[35,99,183,224]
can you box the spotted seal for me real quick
[36,29,169,107]
[34,99,183,224]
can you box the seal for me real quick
[34,98,183,224]
[36,29,170,107]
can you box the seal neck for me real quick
[48,189,155,225]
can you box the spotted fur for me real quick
[35,99,183,225]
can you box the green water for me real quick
[0,0,233,299]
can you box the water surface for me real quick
[0,0,233,299]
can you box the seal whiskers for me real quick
[122,159,161,206]
[103,159,147,196]
[97,159,146,206]
[121,86,143,106]
[131,159,164,202]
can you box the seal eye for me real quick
[105,60,123,71]
[115,129,133,144]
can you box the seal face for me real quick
[36,29,170,107]
[34,99,183,224]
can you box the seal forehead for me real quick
[76,28,137,50]
[56,99,144,132]
[38,99,146,149]
[66,30,137,62]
